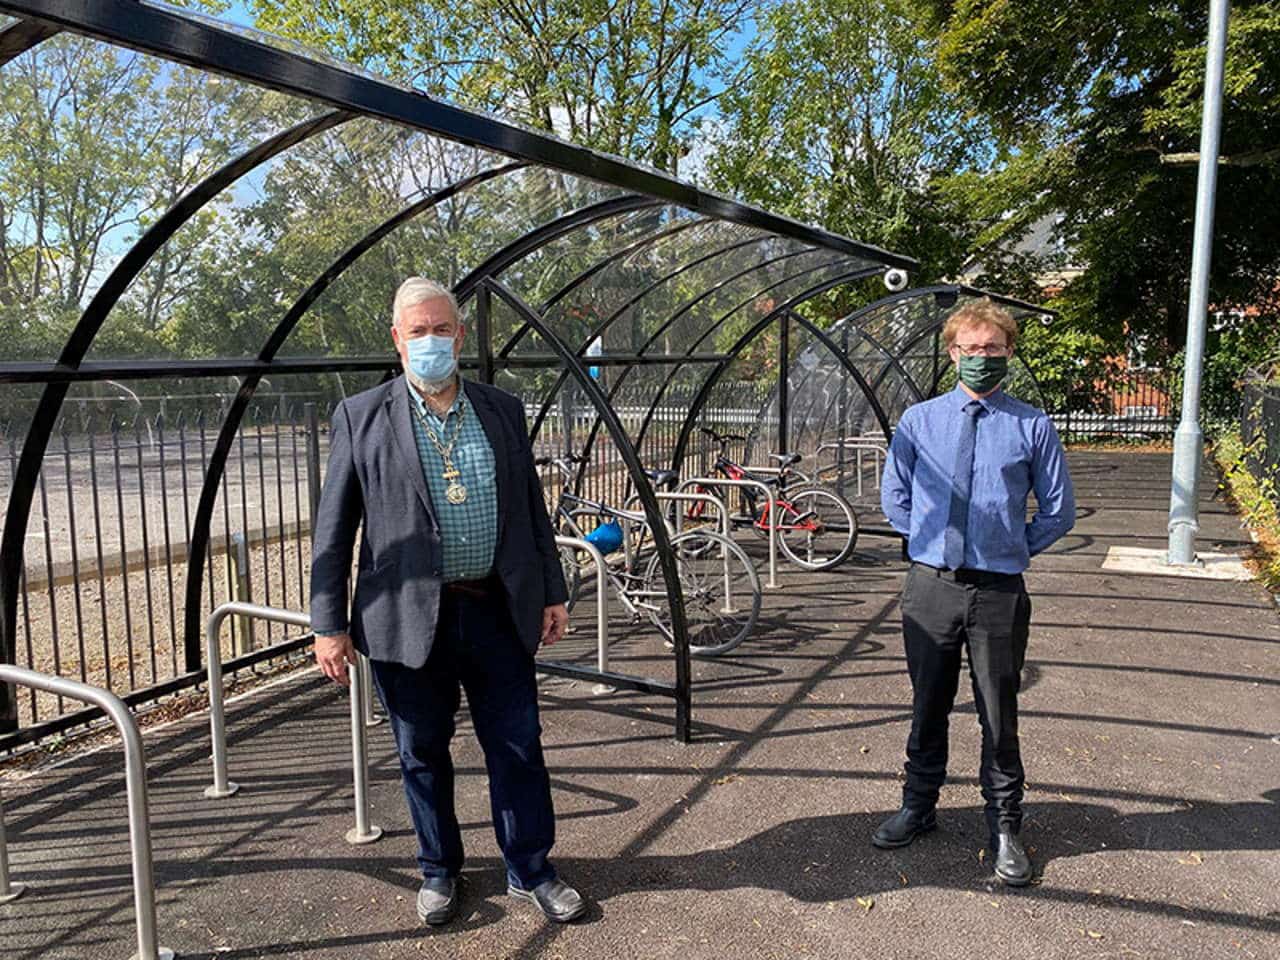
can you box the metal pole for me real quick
[1168,0,1230,565]
[345,654,383,845]
[362,658,383,727]
[777,312,790,454]
[554,535,610,693]
[0,666,175,960]
[304,402,321,529]
[0,786,26,903]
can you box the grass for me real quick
[1213,430,1280,594]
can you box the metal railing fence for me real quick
[1241,377,1280,500]
[2,381,771,750]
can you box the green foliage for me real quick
[707,0,991,299]
[1214,427,1280,592]
[251,0,756,174]
[928,0,1280,359]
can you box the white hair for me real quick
[392,277,460,328]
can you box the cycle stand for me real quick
[675,477,780,588]
[203,602,383,845]
[653,491,743,615]
[0,665,176,960]
[554,535,611,693]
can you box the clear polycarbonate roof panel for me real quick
[280,163,627,358]
[0,30,323,362]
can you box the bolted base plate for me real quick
[363,715,386,728]
[345,824,384,845]
[128,948,174,960]
[591,683,616,696]
[0,882,27,903]
[203,781,240,799]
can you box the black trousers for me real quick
[899,562,1031,838]
[369,583,557,890]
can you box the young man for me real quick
[876,298,1075,885]
[310,277,584,925]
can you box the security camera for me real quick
[883,268,909,292]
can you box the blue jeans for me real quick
[370,587,557,890]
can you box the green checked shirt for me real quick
[407,379,498,582]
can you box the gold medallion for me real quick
[446,481,468,505]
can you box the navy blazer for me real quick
[309,377,568,667]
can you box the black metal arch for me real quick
[483,278,693,742]
[567,249,848,492]
[498,213,714,359]
[667,268,890,474]
[629,255,867,457]
[1,110,350,683]
[522,231,798,449]
[453,195,662,304]
[0,0,916,271]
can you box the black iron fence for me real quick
[1241,375,1280,500]
[1,379,772,748]
[1051,369,1177,442]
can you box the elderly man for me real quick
[309,277,584,924]
[875,298,1075,885]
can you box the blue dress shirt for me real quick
[881,385,1075,574]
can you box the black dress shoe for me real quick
[871,806,937,849]
[416,877,459,925]
[993,831,1032,886]
[508,877,587,922]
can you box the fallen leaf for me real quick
[1177,852,1205,865]
[856,896,874,912]
[898,872,909,887]
[1086,930,1105,940]
[977,848,986,863]
[859,745,870,754]
[711,774,741,785]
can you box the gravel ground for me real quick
[2,450,1278,960]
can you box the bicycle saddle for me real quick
[769,453,803,467]
[643,468,679,489]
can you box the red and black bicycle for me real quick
[679,426,859,572]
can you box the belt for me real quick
[443,572,498,598]
[911,561,1020,587]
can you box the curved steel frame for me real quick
[667,268,889,474]
[562,248,844,492]
[483,279,693,742]
[521,231,783,445]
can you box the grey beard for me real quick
[406,368,457,397]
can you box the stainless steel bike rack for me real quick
[653,491,741,614]
[203,602,383,845]
[554,535,611,692]
[676,477,780,588]
[1,784,26,904]
[0,665,175,960]
[816,438,888,499]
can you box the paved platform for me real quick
[2,451,1278,959]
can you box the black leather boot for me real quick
[993,830,1032,886]
[871,806,937,849]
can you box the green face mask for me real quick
[957,354,1008,393]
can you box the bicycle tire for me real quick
[775,485,858,571]
[641,530,761,656]
[558,542,583,613]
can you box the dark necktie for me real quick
[943,400,984,570]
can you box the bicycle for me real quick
[682,426,859,571]
[536,455,762,656]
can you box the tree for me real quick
[928,0,1280,363]
[251,0,757,175]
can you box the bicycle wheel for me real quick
[776,485,858,571]
[557,542,582,613]
[642,530,761,656]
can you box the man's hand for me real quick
[315,632,356,686]
[541,604,569,647]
